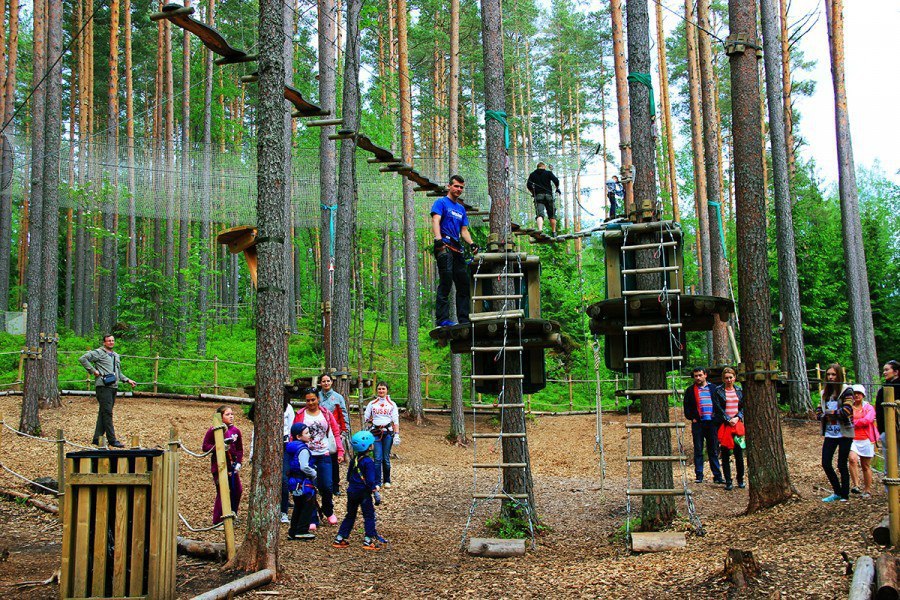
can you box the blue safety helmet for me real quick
[351,431,375,453]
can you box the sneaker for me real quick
[110,441,126,448]
[288,532,315,540]
[695,478,703,484]
[308,523,317,533]
[373,491,382,506]
[327,514,338,525]
[362,537,382,551]
[851,486,861,494]
[738,482,746,489]
[280,512,290,524]
[713,478,726,485]
[437,320,457,328]
[724,483,734,491]
[383,482,392,489]
[840,497,848,502]
[862,492,872,499]
[333,488,343,496]
[822,494,841,503]
[333,537,350,548]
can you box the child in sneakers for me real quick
[333,431,384,551]
[285,422,318,540]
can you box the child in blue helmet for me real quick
[285,422,318,540]
[333,431,385,550]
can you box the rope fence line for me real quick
[0,462,61,495]
[179,512,224,533]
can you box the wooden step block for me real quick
[626,488,691,496]
[630,532,687,553]
[467,538,527,557]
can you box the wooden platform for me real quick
[150,3,255,65]
[587,294,734,336]
[428,318,562,353]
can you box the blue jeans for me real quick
[372,433,394,485]
[337,490,377,539]
[309,454,334,520]
[691,420,722,481]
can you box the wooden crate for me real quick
[60,448,178,600]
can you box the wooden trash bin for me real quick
[60,448,179,600]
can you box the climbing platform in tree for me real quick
[428,318,562,354]
[587,294,734,336]
[510,218,628,244]
[217,225,258,286]
[150,4,256,65]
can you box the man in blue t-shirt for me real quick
[682,367,724,484]
[430,175,478,327]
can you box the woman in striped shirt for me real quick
[713,367,745,491]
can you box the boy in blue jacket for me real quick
[333,431,385,550]
[285,422,318,540]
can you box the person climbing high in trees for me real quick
[605,175,624,219]
[431,174,478,328]
[526,162,560,235]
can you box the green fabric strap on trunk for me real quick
[627,72,656,118]
[484,110,510,149]
[321,203,337,257]
[708,200,726,258]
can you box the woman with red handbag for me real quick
[713,367,745,491]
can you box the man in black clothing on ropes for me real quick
[526,162,561,236]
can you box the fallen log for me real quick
[850,555,875,600]
[176,536,227,561]
[0,488,59,514]
[877,554,900,600]
[466,537,526,557]
[189,568,275,600]
[874,516,891,546]
[630,531,686,552]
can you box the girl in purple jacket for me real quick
[201,405,244,524]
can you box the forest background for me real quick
[0,0,897,412]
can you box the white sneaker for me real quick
[280,512,290,523]
[383,482,392,489]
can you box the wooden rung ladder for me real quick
[624,355,684,363]
[626,455,688,461]
[621,241,678,251]
[473,463,528,468]
[472,346,524,352]
[622,323,682,332]
[473,493,529,499]
[626,489,692,496]
[622,288,682,296]
[621,265,680,275]
[472,432,527,438]
[471,403,526,409]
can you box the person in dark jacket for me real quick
[285,422,318,540]
[712,367,745,490]
[526,162,560,236]
[875,360,900,440]
[333,431,385,551]
[79,334,137,447]
[683,367,724,484]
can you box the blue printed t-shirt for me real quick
[430,196,469,242]
[698,384,713,421]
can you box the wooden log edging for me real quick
[0,487,60,514]
[189,568,275,600]
[876,554,899,600]
[874,516,890,546]
[849,555,875,600]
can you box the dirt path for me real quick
[0,395,886,598]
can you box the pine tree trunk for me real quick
[481,0,535,517]
[100,0,119,334]
[0,0,17,322]
[163,10,176,336]
[125,0,135,283]
[728,0,793,512]
[697,0,728,363]
[318,0,337,368]
[779,0,795,181]
[38,0,62,407]
[609,0,633,217]
[282,1,295,334]
[825,0,879,385]
[198,0,215,356]
[332,0,362,400]
[760,0,810,414]
[654,1,679,222]
[21,0,47,434]
[228,0,287,572]
[625,0,675,530]
[177,0,192,345]
[397,0,423,423]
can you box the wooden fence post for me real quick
[57,428,65,524]
[212,414,236,560]
[153,355,160,394]
[425,374,430,402]
[884,386,899,547]
[816,363,822,393]
[17,350,24,391]
[213,355,219,396]
[568,373,574,411]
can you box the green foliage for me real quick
[484,501,547,539]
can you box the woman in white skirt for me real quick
[849,384,877,498]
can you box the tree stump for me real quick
[724,548,760,589]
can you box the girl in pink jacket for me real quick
[849,384,876,498]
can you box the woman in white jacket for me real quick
[364,382,400,488]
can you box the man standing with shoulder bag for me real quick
[79,334,136,448]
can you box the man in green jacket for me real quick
[79,335,136,447]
